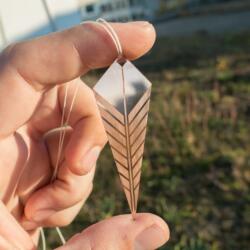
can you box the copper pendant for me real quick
[93,59,151,218]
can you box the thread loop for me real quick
[96,18,123,59]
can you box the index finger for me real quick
[3,21,156,89]
[0,21,155,137]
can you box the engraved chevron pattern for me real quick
[93,60,152,217]
[94,87,151,215]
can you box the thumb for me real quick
[55,213,169,250]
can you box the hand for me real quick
[0,20,156,243]
[56,213,169,250]
[0,201,34,249]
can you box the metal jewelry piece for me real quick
[93,19,152,219]
[94,60,151,219]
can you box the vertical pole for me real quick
[41,0,57,31]
[77,0,83,20]
[0,14,7,48]
[125,0,132,20]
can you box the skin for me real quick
[0,21,169,249]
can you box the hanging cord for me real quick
[40,81,80,249]
[52,82,80,182]
[40,18,122,248]
[96,18,123,58]
[81,19,123,58]
[51,83,69,182]
[52,82,80,244]
[56,226,66,245]
[40,228,46,250]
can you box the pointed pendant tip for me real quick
[132,211,137,220]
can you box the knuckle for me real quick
[59,179,84,205]
[67,184,85,204]
[65,180,92,205]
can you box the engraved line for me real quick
[111,145,127,159]
[130,112,148,136]
[115,159,129,171]
[106,131,126,148]
[102,118,126,137]
[129,104,149,132]
[122,184,130,192]
[131,140,145,159]
[130,125,147,148]
[133,168,141,181]
[132,152,144,167]
[134,181,140,192]
[102,116,125,135]
[128,88,151,122]
[129,97,150,126]
[95,91,124,122]
[96,99,123,123]
[99,105,125,126]
[118,171,130,182]
[122,66,136,213]
[132,155,143,170]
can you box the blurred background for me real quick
[1,0,250,249]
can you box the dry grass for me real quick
[43,31,250,250]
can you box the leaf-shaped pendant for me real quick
[93,60,151,218]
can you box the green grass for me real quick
[44,31,250,250]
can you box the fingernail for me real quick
[21,220,38,231]
[79,146,101,174]
[133,21,152,27]
[33,209,55,222]
[135,224,168,250]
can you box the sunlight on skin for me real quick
[0,21,169,249]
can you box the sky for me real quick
[0,0,81,49]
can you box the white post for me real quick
[0,14,7,48]
[41,0,57,31]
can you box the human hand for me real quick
[0,21,156,242]
[56,213,169,250]
[0,201,35,249]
